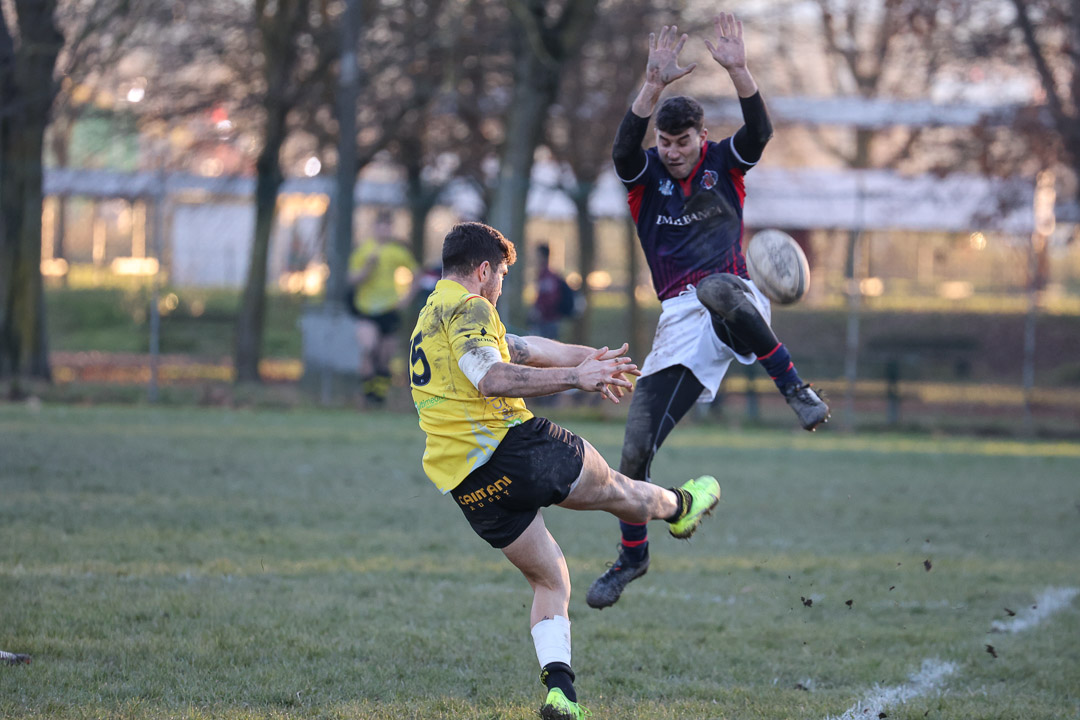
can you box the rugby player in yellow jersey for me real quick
[409,222,721,720]
[348,209,418,404]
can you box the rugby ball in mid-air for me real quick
[744,229,810,305]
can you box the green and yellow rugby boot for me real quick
[668,475,721,539]
[539,688,590,720]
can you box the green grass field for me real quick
[2,405,1078,719]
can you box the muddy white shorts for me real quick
[639,280,772,403]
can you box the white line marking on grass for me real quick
[825,586,1079,720]
[827,659,956,720]
[990,587,1079,634]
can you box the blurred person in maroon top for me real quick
[529,244,574,340]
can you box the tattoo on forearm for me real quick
[506,365,531,383]
[506,334,531,364]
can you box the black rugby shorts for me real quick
[450,416,585,548]
[358,310,401,335]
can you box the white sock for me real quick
[530,615,571,668]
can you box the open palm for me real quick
[646,25,696,86]
[705,12,746,70]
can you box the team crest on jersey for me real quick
[659,179,674,196]
[701,170,718,189]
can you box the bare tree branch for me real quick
[1011,0,1072,134]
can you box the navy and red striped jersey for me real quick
[621,136,754,301]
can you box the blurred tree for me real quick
[978,0,1076,434]
[436,0,517,219]
[767,0,971,268]
[487,0,600,329]
[234,0,472,376]
[2,0,189,390]
[1007,0,1078,207]
[55,1,315,383]
[235,0,329,383]
[124,2,264,171]
[326,0,361,318]
[388,0,512,263]
[121,1,469,380]
[764,0,967,427]
[787,0,956,168]
[46,3,147,273]
[546,0,677,350]
[924,1,1064,298]
[1,1,62,387]
[321,0,474,302]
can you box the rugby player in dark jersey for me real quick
[587,13,829,611]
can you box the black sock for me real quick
[665,488,688,523]
[618,521,648,564]
[542,662,576,702]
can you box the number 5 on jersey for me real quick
[410,332,431,386]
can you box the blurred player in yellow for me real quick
[409,221,721,719]
[348,208,417,405]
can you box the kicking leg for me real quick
[586,366,705,609]
[697,273,829,430]
[558,437,719,537]
[557,437,679,521]
[498,427,721,713]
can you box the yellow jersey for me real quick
[409,279,533,493]
[349,240,417,315]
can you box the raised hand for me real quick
[704,12,746,71]
[646,25,697,86]
[574,345,640,404]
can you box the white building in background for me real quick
[169,202,253,287]
[524,162,1036,235]
[44,160,1040,289]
